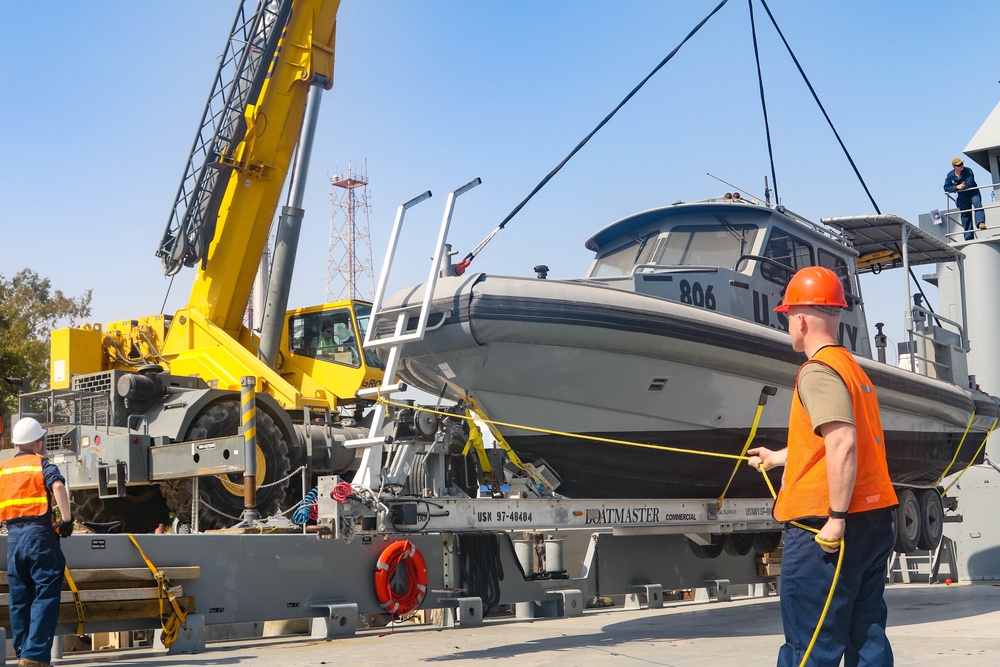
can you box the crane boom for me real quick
[160,0,339,335]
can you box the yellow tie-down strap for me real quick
[127,534,188,650]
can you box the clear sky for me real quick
[2,0,999,361]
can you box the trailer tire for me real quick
[688,535,724,559]
[163,401,290,530]
[73,485,170,534]
[916,488,944,551]
[752,531,783,554]
[893,489,921,553]
[723,532,755,556]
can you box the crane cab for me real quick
[281,300,385,405]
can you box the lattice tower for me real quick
[327,161,373,302]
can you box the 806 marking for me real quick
[678,279,717,310]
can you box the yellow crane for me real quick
[34,0,382,531]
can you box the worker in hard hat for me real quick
[0,417,73,667]
[748,266,898,666]
[944,156,985,241]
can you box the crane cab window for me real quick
[761,229,814,285]
[289,310,360,367]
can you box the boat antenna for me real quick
[763,175,772,207]
[748,0,780,207]
[454,0,732,275]
[706,172,764,203]
[756,0,880,214]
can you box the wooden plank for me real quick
[0,596,195,627]
[0,586,183,606]
[0,566,200,587]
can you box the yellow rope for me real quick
[717,387,775,507]
[63,566,86,636]
[376,396,748,462]
[941,416,999,497]
[935,411,976,483]
[127,534,188,650]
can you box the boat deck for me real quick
[41,583,1000,666]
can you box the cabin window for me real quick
[353,303,386,369]
[818,249,855,312]
[761,229,814,285]
[591,231,663,277]
[288,309,362,368]
[657,223,758,269]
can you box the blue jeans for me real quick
[959,192,985,240]
[777,509,894,666]
[6,522,66,663]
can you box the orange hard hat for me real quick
[773,266,847,313]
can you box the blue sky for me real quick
[2,1,999,359]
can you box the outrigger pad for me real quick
[309,602,359,639]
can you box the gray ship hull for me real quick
[383,273,996,499]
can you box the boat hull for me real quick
[383,273,996,499]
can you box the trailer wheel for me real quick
[688,535,724,559]
[163,401,290,530]
[916,489,944,551]
[723,532,755,556]
[893,489,921,553]
[73,485,170,534]
[752,531,783,554]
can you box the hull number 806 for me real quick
[679,279,716,310]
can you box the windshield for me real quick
[590,223,758,277]
[353,304,385,369]
[590,231,662,278]
[659,223,757,269]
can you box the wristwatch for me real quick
[829,508,848,520]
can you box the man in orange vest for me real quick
[749,266,898,666]
[1,417,73,667]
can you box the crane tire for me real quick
[73,485,170,534]
[163,401,290,530]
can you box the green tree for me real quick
[0,269,92,433]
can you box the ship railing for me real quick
[903,304,967,384]
[941,180,1000,241]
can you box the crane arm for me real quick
[159,0,339,335]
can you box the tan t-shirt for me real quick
[797,361,854,435]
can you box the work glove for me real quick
[57,519,74,538]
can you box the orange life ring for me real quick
[374,540,428,615]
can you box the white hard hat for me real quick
[12,417,46,446]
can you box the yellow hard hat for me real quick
[952,157,964,166]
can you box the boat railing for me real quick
[904,304,968,385]
[941,180,1000,241]
[630,263,720,275]
[776,206,854,248]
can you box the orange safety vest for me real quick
[0,453,51,523]
[773,346,898,522]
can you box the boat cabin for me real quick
[582,196,970,386]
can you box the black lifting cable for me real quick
[457,532,504,615]
[455,0,732,274]
[748,0,779,206]
[757,0,881,215]
[756,0,940,316]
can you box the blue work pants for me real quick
[959,192,985,240]
[6,521,66,664]
[777,508,894,667]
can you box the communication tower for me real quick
[327,162,374,302]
